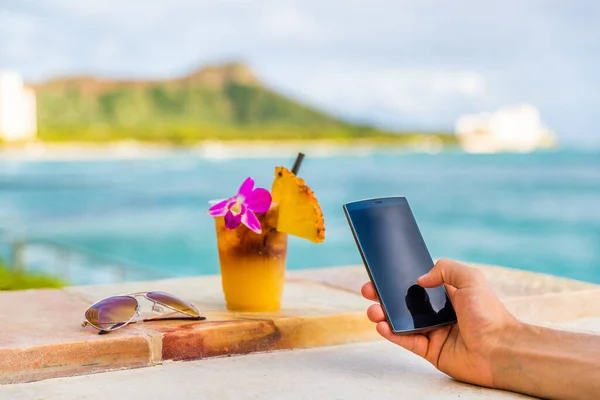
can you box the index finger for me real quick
[361,281,378,302]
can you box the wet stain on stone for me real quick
[162,320,282,361]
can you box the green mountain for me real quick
[32,62,453,144]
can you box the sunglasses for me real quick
[82,291,206,334]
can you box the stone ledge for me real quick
[1,264,600,385]
[0,274,378,385]
[6,319,600,400]
[288,262,599,298]
[0,336,151,385]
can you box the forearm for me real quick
[493,322,600,400]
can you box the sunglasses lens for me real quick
[146,292,199,317]
[85,296,137,331]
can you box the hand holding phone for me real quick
[343,196,457,334]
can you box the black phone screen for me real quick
[344,197,456,333]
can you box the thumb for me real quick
[417,258,485,289]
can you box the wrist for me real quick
[490,320,535,391]
[490,320,600,400]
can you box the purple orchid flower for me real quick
[207,177,272,234]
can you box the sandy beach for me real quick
[0,138,447,161]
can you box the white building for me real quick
[0,71,37,141]
[455,104,557,153]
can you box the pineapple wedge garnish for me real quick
[271,166,325,243]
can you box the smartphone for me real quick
[343,196,456,334]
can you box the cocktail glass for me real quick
[214,205,288,312]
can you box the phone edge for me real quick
[342,202,400,333]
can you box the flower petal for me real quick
[242,210,262,234]
[207,199,231,216]
[237,177,255,198]
[224,210,242,229]
[245,188,272,213]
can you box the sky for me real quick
[1,0,599,145]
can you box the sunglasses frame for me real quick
[82,291,206,334]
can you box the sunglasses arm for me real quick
[143,309,206,322]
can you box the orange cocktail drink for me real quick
[208,164,325,312]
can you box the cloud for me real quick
[94,38,123,60]
[38,0,171,24]
[0,9,37,35]
[261,6,323,42]
[0,10,39,60]
[260,63,487,128]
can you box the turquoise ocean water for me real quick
[1,150,599,284]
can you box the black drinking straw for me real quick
[291,152,305,175]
